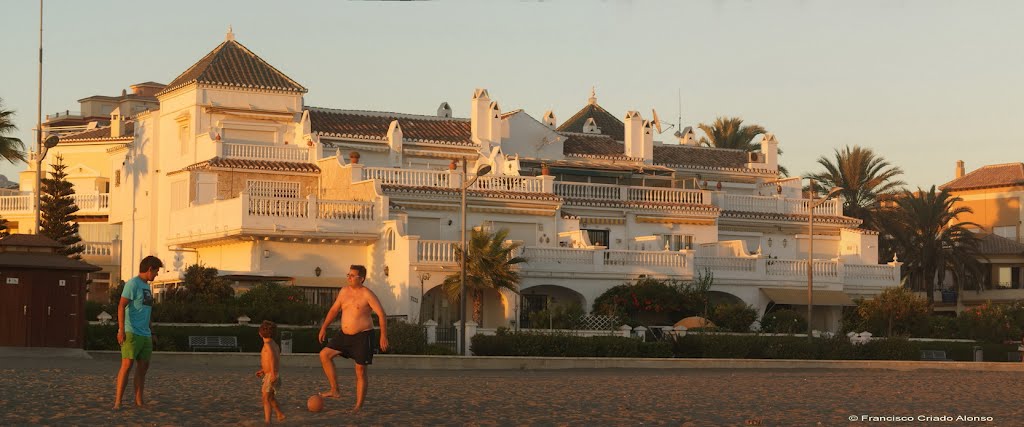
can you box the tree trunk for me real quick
[473,289,483,325]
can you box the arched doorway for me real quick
[518,285,586,329]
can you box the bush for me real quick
[471,332,659,357]
[855,287,930,337]
[710,303,757,332]
[927,315,959,339]
[385,320,427,354]
[236,282,325,326]
[527,302,584,330]
[956,302,1021,344]
[151,301,240,324]
[592,273,713,327]
[759,309,807,334]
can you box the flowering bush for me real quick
[592,275,711,326]
[956,302,1020,344]
[854,287,930,337]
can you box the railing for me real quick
[72,193,110,212]
[470,175,544,193]
[362,167,450,187]
[81,241,113,256]
[846,264,898,282]
[766,259,839,278]
[605,250,688,267]
[0,195,31,212]
[246,196,374,221]
[222,143,313,163]
[522,247,596,265]
[0,193,111,214]
[248,197,309,218]
[417,240,459,264]
[694,256,757,272]
[720,194,843,216]
[318,200,375,220]
[553,182,621,201]
[627,187,705,205]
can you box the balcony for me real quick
[693,256,899,288]
[0,192,110,216]
[218,142,316,163]
[361,167,550,194]
[553,182,709,205]
[167,194,380,245]
[714,193,843,216]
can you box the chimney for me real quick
[387,120,403,167]
[110,106,125,138]
[437,102,452,118]
[487,101,502,143]
[956,160,965,178]
[624,111,650,161]
[757,133,779,172]
[677,126,697,146]
[641,120,653,162]
[582,118,600,134]
[542,110,556,129]
[470,88,490,145]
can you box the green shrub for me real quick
[956,302,1021,343]
[471,332,658,357]
[856,287,930,337]
[592,273,713,327]
[927,315,959,339]
[527,302,585,330]
[710,303,757,332]
[385,321,427,354]
[759,309,807,334]
[151,301,240,323]
[236,282,325,326]
[424,343,457,355]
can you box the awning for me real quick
[761,288,856,306]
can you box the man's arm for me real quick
[318,293,344,343]
[117,297,129,344]
[366,290,389,352]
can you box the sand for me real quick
[3,355,1023,426]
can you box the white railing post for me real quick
[424,320,438,344]
[240,191,251,217]
[618,325,632,338]
[539,175,554,194]
[306,194,317,219]
[464,320,478,356]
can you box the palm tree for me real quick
[697,116,766,151]
[0,99,27,164]
[441,228,526,326]
[805,145,906,231]
[881,186,982,306]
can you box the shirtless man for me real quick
[318,265,389,413]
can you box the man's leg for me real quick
[133,359,150,406]
[113,358,134,410]
[353,363,367,413]
[262,392,272,423]
[269,390,285,421]
[318,347,342,398]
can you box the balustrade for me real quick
[222,143,313,163]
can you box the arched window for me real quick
[385,229,396,251]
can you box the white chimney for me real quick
[758,133,779,172]
[110,106,125,138]
[641,120,653,163]
[677,126,697,146]
[956,160,965,178]
[387,120,403,167]
[488,101,502,144]
[582,118,600,134]
[624,111,643,158]
[542,110,556,129]
[437,102,452,118]
[470,89,490,145]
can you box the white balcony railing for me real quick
[0,193,111,215]
[605,250,688,268]
[246,196,375,221]
[719,194,843,216]
[522,247,597,265]
[766,259,839,278]
[363,167,450,187]
[417,240,460,264]
[470,175,544,193]
[693,256,757,272]
[627,187,705,205]
[221,143,314,163]
[553,182,622,201]
[554,182,710,205]
[0,194,31,212]
[81,241,113,256]
[72,193,110,212]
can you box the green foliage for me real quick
[84,300,117,322]
[0,99,27,164]
[927,315,959,339]
[151,301,240,324]
[384,320,427,354]
[804,145,905,232]
[673,334,929,361]
[854,287,930,337]
[527,302,584,329]
[109,281,126,305]
[236,281,324,326]
[0,216,9,237]
[441,227,525,324]
[471,332,671,358]
[710,303,757,332]
[39,154,84,259]
[759,309,807,334]
[164,264,235,304]
[957,302,1021,344]
[592,272,713,326]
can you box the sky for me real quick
[2,0,1022,189]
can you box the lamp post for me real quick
[460,159,491,356]
[806,182,843,338]
[34,134,59,234]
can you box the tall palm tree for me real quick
[881,186,982,306]
[697,116,766,152]
[805,145,906,231]
[0,99,27,164]
[442,228,526,326]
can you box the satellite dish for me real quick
[208,129,221,141]
[651,109,663,134]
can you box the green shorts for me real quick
[121,332,153,361]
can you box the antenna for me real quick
[677,88,682,133]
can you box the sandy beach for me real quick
[3,354,1024,426]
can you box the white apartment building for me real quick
[0,32,900,332]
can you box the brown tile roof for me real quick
[380,185,561,201]
[976,233,1024,256]
[158,39,306,96]
[500,109,523,120]
[308,108,474,146]
[557,103,625,141]
[720,210,861,226]
[0,234,62,248]
[183,157,320,173]
[61,122,135,142]
[561,197,720,213]
[941,163,1024,191]
[520,157,675,173]
[561,133,633,159]
[653,145,750,170]
[0,252,103,271]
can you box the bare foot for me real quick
[112,403,121,411]
[352,405,361,414]
[319,391,341,399]
[276,413,286,422]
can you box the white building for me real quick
[0,32,900,331]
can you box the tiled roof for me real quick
[0,234,62,248]
[380,185,561,201]
[653,145,750,170]
[720,210,861,225]
[976,233,1024,256]
[520,157,674,173]
[561,133,632,159]
[60,122,135,142]
[183,157,320,173]
[500,109,523,120]
[158,39,306,96]
[308,108,474,146]
[561,198,720,213]
[941,163,1024,191]
[0,252,103,271]
[557,103,625,141]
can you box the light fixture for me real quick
[263,250,270,258]
[384,265,389,276]
[315,266,322,277]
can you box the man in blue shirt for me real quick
[113,256,162,410]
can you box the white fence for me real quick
[222,143,313,163]
[469,175,544,193]
[719,194,843,216]
[362,167,450,187]
[417,240,459,264]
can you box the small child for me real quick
[256,320,285,423]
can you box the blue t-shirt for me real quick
[122,276,154,336]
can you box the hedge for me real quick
[471,332,672,358]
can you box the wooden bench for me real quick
[188,335,241,352]
[920,350,952,361]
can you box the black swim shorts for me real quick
[326,330,374,365]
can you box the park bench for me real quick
[919,350,952,361]
[188,335,241,352]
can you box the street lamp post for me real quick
[34,134,59,234]
[460,159,491,356]
[806,182,843,338]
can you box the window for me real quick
[993,225,1017,240]
[170,180,188,210]
[179,123,190,155]
[997,267,1022,289]
[584,229,609,247]
[246,180,300,198]
[385,229,396,251]
[662,234,694,251]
